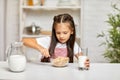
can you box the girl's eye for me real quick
[64,32,67,34]
[56,32,60,34]
[56,32,68,34]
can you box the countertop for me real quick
[0,61,120,80]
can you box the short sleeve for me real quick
[74,42,81,55]
[36,36,51,48]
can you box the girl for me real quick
[22,13,89,67]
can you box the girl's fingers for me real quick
[41,48,50,58]
[85,59,90,67]
[85,63,89,67]
[45,50,50,57]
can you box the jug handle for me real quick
[6,45,12,61]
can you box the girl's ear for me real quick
[71,31,73,34]
[70,27,74,34]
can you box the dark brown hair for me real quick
[41,13,76,63]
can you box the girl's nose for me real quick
[59,34,64,38]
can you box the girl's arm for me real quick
[22,38,50,57]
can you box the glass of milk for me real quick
[78,47,89,70]
[7,42,26,72]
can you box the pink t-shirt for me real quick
[53,48,67,58]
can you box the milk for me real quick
[8,55,26,72]
[78,56,88,70]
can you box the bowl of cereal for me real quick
[51,57,69,67]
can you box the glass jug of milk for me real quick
[7,41,26,72]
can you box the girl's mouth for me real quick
[59,39,65,41]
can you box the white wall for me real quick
[82,0,113,62]
[5,0,19,45]
[0,0,5,60]
[0,0,19,61]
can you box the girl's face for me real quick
[55,22,73,43]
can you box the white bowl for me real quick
[51,57,69,67]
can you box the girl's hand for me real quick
[85,58,90,68]
[40,47,50,58]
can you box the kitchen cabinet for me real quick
[19,0,82,45]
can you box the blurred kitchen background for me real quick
[0,0,119,62]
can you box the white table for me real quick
[0,61,120,80]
